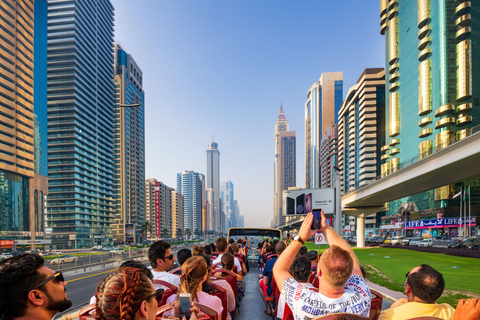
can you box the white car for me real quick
[418,238,433,247]
[390,236,404,245]
[51,251,63,255]
[0,253,13,259]
[50,255,77,264]
[110,248,123,255]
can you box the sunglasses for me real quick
[163,254,174,260]
[32,272,65,290]
[132,288,164,315]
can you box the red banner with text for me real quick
[155,182,160,237]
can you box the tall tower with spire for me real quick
[274,105,296,226]
[206,139,221,233]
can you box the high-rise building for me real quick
[206,139,220,232]
[274,106,296,226]
[338,68,386,236]
[46,0,115,248]
[113,43,145,244]
[379,0,480,237]
[319,124,339,189]
[0,1,37,247]
[239,215,245,228]
[171,190,184,239]
[145,179,173,241]
[177,171,204,235]
[305,72,343,189]
[221,180,235,228]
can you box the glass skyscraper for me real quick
[113,43,145,245]
[46,0,116,248]
[380,0,480,237]
[177,171,204,234]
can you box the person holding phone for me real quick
[273,210,371,318]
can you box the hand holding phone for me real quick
[179,293,192,319]
[311,209,323,230]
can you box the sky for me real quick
[111,1,385,228]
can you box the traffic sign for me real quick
[315,232,328,245]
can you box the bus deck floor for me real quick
[235,267,273,320]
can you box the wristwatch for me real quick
[293,235,304,245]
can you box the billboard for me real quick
[155,182,160,236]
[283,188,335,216]
[125,224,134,244]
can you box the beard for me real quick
[44,289,73,312]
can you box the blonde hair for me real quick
[319,245,353,287]
[179,256,208,301]
[230,243,239,253]
[193,245,203,256]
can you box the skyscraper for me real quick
[274,106,296,226]
[171,190,184,239]
[46,0,115,248]
[113,43,145,245]
[177,171,204,235]
[0,0,36,246]
[319,124,339,189]
[221,180,235,228]
[379,0,480,235]
[206,139,220,232]
[305,72,343,189]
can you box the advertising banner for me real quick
[155,182,160,236]
[282,188,334,216]
[404,217,476,230]
[125,224,134,244]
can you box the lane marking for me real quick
[67,269,116,282]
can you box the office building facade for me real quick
[0,0,37,247]
[379,0,480,237]
[113,43,145,244]
[319,124,338,189]
[145,178,173,241]
[177,171,204,234]
[305,72,343,189]
[171,190,184,239]
[206,140,220,232]
[221,180,235,228]
[46,0,115,248]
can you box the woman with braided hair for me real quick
[166,256,224,319]
[95,267,158,320]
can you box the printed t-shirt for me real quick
[282,274,371,319]
[277,282,314,319]
[378,301,455,320]
[149,268,180,289]
[262,256,278,296]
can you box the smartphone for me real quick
[287,197,295,215]
[179,293,191,319]
[296,194,305,214]
[305,193,312,213]
[311,209,322,230]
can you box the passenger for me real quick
[307,250,319,272]
[259,241,286,316]
[95,267,159,320]
[454,298,480,320]
[177,248,193,266]
[256,242,263,268]
[229,239,235,247]
[193,246,203,256]
[217,252,245,301]
[166,256,224,319]
[273,211,371,318]
[277,256,315,319]
[209,243,216,253]
[284,233,292,246]
[378,264,455,320]
[297,245,308,257]
[90,260,153,305]
[213,237,246,276]
[0,254,72,320]
[199,253,236,316]
[203,245,212,256]
[148,240,180,289]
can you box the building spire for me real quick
[277,103,286,120]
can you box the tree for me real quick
[140,221,152,239]
[185,228,191,239]
[161,228,170,239]
[176,228,184,240]
[194,228,202,237]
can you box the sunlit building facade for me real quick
[113,43,145,244]
[206,140,220,232]
[46,0,116,248]
[305,72,343,189]
[379,0,480,237]
[177,171,204,234]
[319,124,338,189]
[171,190,184,239]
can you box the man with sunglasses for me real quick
[148,240,180,289]
[0,253,72,320]
[378,264,455,320]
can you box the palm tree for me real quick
[185,228,191,240]
[161,228,170,239]
[176,228,184,240]
[140,221,152,240]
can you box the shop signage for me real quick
[381,225,397,230]
[404,217,476,230]
[0,240,14,246]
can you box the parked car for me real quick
[0,252,13,259]
[464,238,480,250]
[391,236,405,245]
[109,248,123,255]
[400,238,412,246]
[26,250,43,256]
[434,235,450,241]
[375,237,386,244]
[383,238,392,245]
[418,238,433,247]
[447,239,463,248]
[51,251,63,255]
[409,238,424,246]
[50,255,77,264]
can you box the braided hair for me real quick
[95,267,154,320]
[179,256,208,301]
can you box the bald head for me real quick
[275,241,286,256]
[319,245,353,287]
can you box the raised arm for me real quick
[273,212,317,291]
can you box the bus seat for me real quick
[308,271,315,284]
[169,267,182,275]
[312,276,319,288]
[212,268,238,298]
[78,304,95,320]
[152,280,178,306]
[369,289,383,320]
[282,304,294,320]
[205,281,228,320]
[266,254,277,262]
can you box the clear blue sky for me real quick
[111,1,385,228]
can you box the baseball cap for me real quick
[307,250,318,260]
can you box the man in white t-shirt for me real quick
[212,237,246,276]
[148,240,180,289]
[273,211,371,319]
